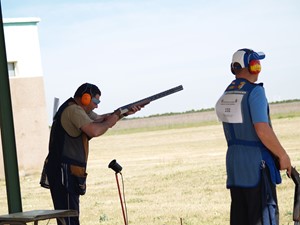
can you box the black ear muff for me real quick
[230,63,235,74]
[231,62,242,75]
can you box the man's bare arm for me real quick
[254,122,291,176]
[81,114,119,137]
[81,106,142,137]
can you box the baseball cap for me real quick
[232,48,265,68]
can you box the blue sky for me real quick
[2,0,300,122]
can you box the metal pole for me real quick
[115,173,127,225]
[0,0,23,213]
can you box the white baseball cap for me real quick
[232,48,265,68]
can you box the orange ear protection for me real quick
[81,93,92,106]
[80,83,92,106]
[249,60,261,75]
[231,49,262,75]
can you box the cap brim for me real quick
[251,51,265,60]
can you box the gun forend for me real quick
[117,85,184,115]
[292,167,300,222]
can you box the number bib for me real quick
[215,92,245,123]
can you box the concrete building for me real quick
[0,18,49,178]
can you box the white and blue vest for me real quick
[216,78,281,188]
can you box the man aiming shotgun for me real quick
[40,83,183,225]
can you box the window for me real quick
[8,62,17,77]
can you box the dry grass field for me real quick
[0,101,300,225]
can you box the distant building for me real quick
[0,18,49,178]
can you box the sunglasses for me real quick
[92,97,101,105]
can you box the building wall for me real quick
[0,18,49,178]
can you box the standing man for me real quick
[40,83,142,225]
[215,48,291,225]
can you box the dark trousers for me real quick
[229,172,279,225]
[48,172,80,225]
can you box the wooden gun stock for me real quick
[292,167,300,222]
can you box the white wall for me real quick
[0,18,49,178]
[4,18,43,77]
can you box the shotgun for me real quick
[114,85,184,116]
[291,167,300,223]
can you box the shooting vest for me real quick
[43,98,89,195]
[216,78,281,188]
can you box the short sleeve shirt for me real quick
[248,86,269,124]
[61,104,94,137]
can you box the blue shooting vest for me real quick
[216,78,281,188]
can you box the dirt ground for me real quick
[0,101,299,224]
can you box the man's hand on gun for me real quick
[279,152,292,177]
[95,105,144,124]
[113,85,183,118]
[123,105,144,116]
[113,104,145,119]
[96,85,183,124]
